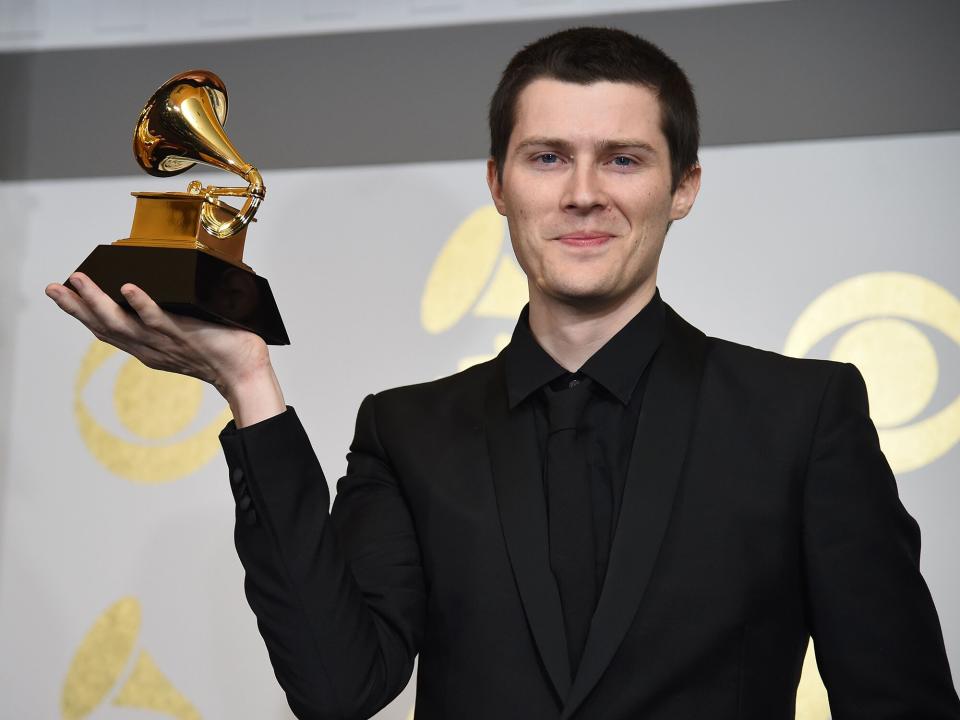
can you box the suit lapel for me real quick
[485,359,573,703]
[561,306,709,719]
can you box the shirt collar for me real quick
[504,289,666,409]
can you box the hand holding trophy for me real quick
[68,69,289,345]
[47,70,289,426]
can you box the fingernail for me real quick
[70,274,84,289]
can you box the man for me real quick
[47,27,959,720]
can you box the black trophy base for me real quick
[70,245,290,345]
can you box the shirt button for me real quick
[231,467,244,487]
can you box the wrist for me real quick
[219,362,286,428]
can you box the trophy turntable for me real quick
[69,69,289,344]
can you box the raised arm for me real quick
[221,396,426,718]
[47,273,426,719]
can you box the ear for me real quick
[669,163,702,221]
[487,158,507,216]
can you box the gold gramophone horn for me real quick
[133,69,265,239]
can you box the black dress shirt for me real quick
[503,290,666,614]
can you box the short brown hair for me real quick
[489,27,700,192]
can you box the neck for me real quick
[527,280,657,371]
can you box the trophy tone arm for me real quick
[198,166,266,240]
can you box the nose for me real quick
[561,162,609,213]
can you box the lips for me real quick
[555,232,613,247]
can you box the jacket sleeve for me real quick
[802,362,960,718]
[219,396,426,720]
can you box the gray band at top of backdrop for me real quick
[1,0,958,181]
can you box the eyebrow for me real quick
[513,136,659,156]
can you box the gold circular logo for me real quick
[61,596,201,719]
[74,341,232,483]
[785,272,960,473]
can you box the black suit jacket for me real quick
[219,304,960,720]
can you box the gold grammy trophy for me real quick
[69,69,289,344]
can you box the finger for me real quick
[45,281,108,335]
[119,283,183,338]
[67,272,143,339]
[48,281,172,364]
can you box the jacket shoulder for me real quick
[377,357,496,401]
[664,303,845,392]
[366,357,497,431]
[703,334,849,396]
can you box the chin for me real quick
[547,284,619,308]
[548,272,614,296]
[541,272,650,310]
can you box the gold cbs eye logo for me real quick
[785,272,960,473]
[420,206,528,370]
[61,596,201,719]
[75,341,232,483]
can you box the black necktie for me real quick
[544,376,596,674]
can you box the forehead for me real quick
[511,78,666,149]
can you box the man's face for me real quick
[487,78,700,312]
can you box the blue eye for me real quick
[612,155,634,167]
[537,153,559,164]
